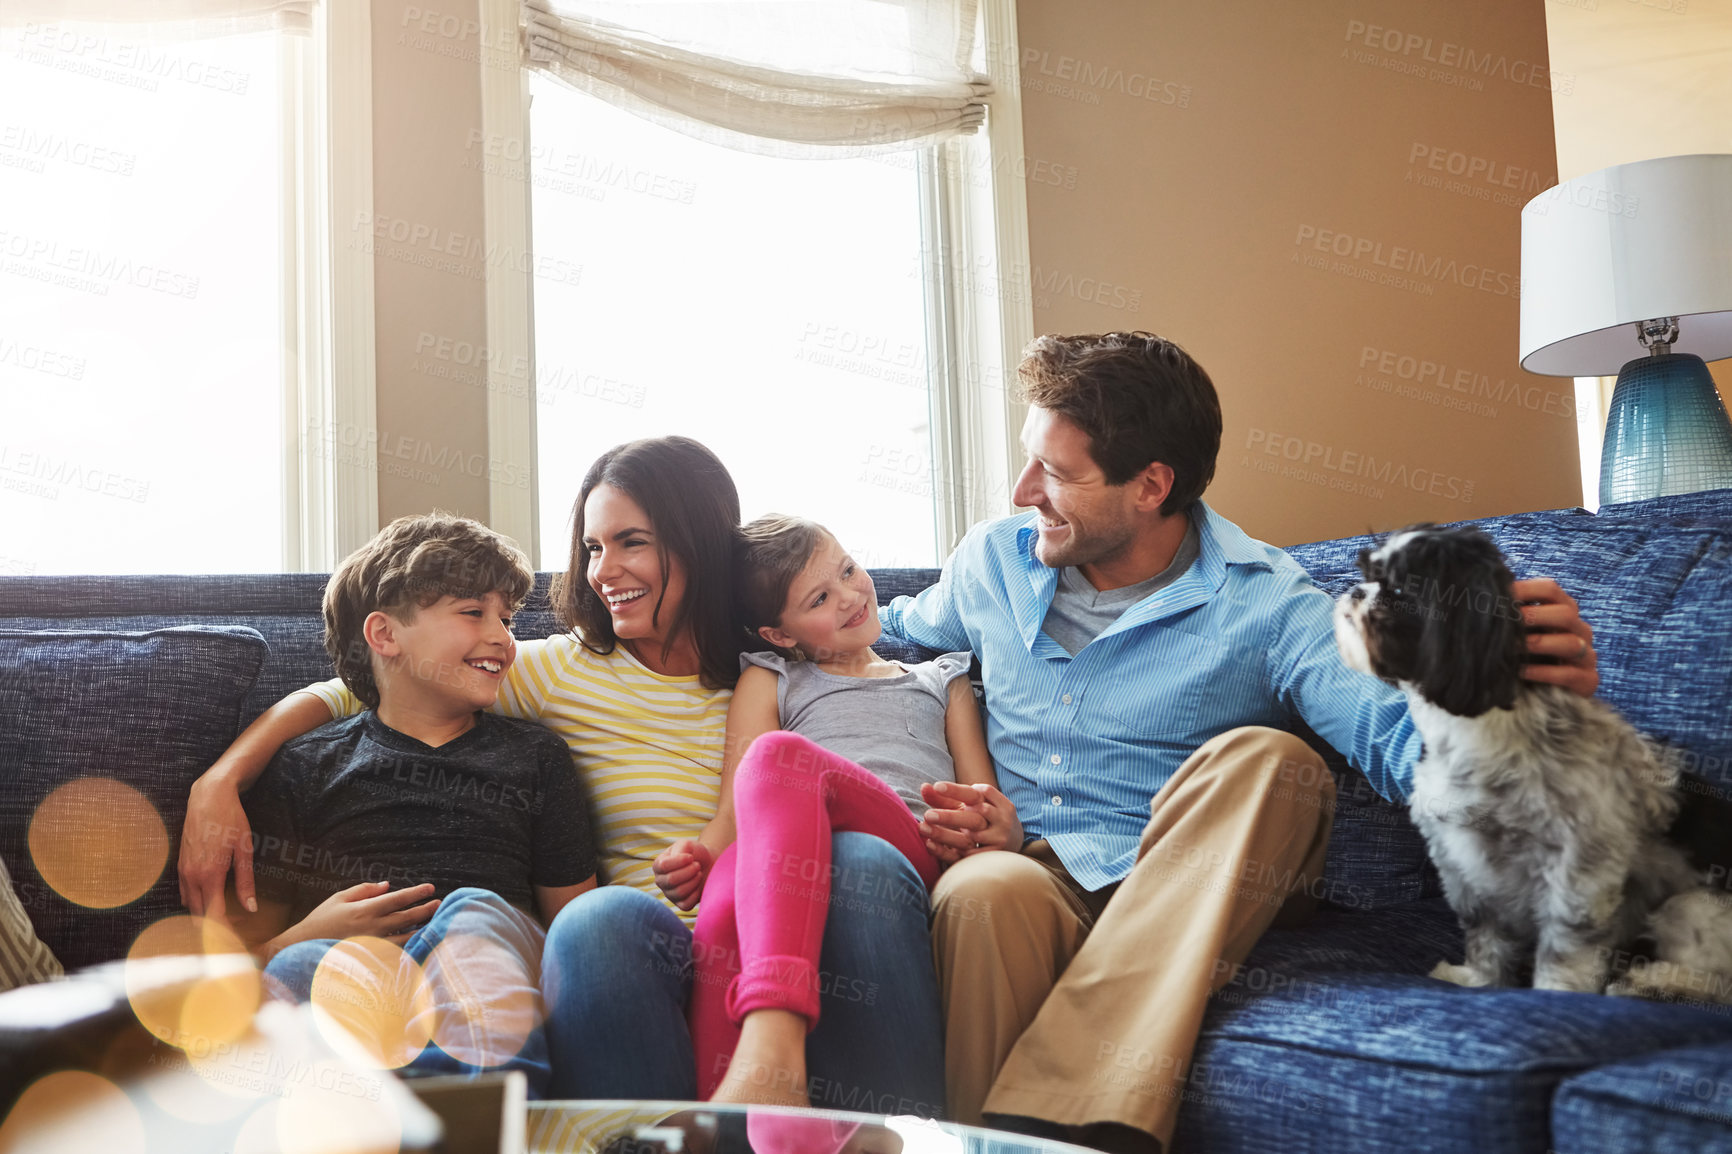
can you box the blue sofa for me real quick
[2,487,1730,1151]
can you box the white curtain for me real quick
[0,1,311,37]
[523,0,991,157]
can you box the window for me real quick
[511,0,1034,573]
[0,5,370,576]
[0,25,292,574]
[527,80,942,570]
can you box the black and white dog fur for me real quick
[1332,523,1732,998]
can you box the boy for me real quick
[233,512,596,1095]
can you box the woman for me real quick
[178,436,945,1110]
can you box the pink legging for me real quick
[688,730,941,1097]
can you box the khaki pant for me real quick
[931,727,1335,1148]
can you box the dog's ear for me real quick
[1404,527,1527,716]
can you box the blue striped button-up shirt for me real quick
[881,503,1422,891]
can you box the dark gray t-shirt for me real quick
[247,711,596,921]
[742,650,973,813]
[1040,519,1202,656]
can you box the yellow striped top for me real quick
[304,633,728,922]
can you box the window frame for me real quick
[280,1,378,571]
[489,0,1034,565]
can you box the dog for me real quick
[1331,523,1706,995]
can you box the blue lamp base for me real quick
[1599,352,1732,505]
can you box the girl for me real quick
[652,514,1023,1105]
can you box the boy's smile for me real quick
[370,591,517,734]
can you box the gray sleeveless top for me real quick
[741,650,974,814]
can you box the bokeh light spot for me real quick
[423,931,540,1070]
[309,937,432,1070]
[0,1070,146,1153]
[28,777,168,908]
[232,1101,283,1154]
[125,915,260,1051]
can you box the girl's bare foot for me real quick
[710,1009,810,1107]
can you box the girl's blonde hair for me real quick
[737,514,827,659]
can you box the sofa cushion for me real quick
[1596,485,1732,525]
[0,854,61,991]
[0,627,267,970]
[1552,1041,1732,1153]
[1178,900,1732,1153]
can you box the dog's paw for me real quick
[1429,961,1492,988]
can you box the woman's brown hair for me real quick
[549,437,746,690]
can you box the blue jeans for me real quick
[266,886,556,1097]
[542,832,946,1118]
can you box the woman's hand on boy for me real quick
[919,781,1023,863]
[653,839,714,910]
[181,774,256,918]
[286,880,441,948]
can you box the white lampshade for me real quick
[1519,154,1732,376]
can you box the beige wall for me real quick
[369,0,491,524]
[363,1,1675,544]
[1015,0,1577,545]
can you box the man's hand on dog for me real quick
[1514,578,1599,697]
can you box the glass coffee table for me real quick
[526,1102,1098,1154]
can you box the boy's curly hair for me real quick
[323,511,535,708]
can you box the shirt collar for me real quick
[1194,501,1275,570]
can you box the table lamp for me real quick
[1519,153,1732,505]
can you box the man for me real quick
[883,332,1598,1153]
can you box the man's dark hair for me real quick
[549,436,746,690]
[323,512,534,709]
[1017,331,1222,515]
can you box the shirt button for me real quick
[1062,694,1072,705]
[1050,754,1061,765]
[1051,795,1063,806]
